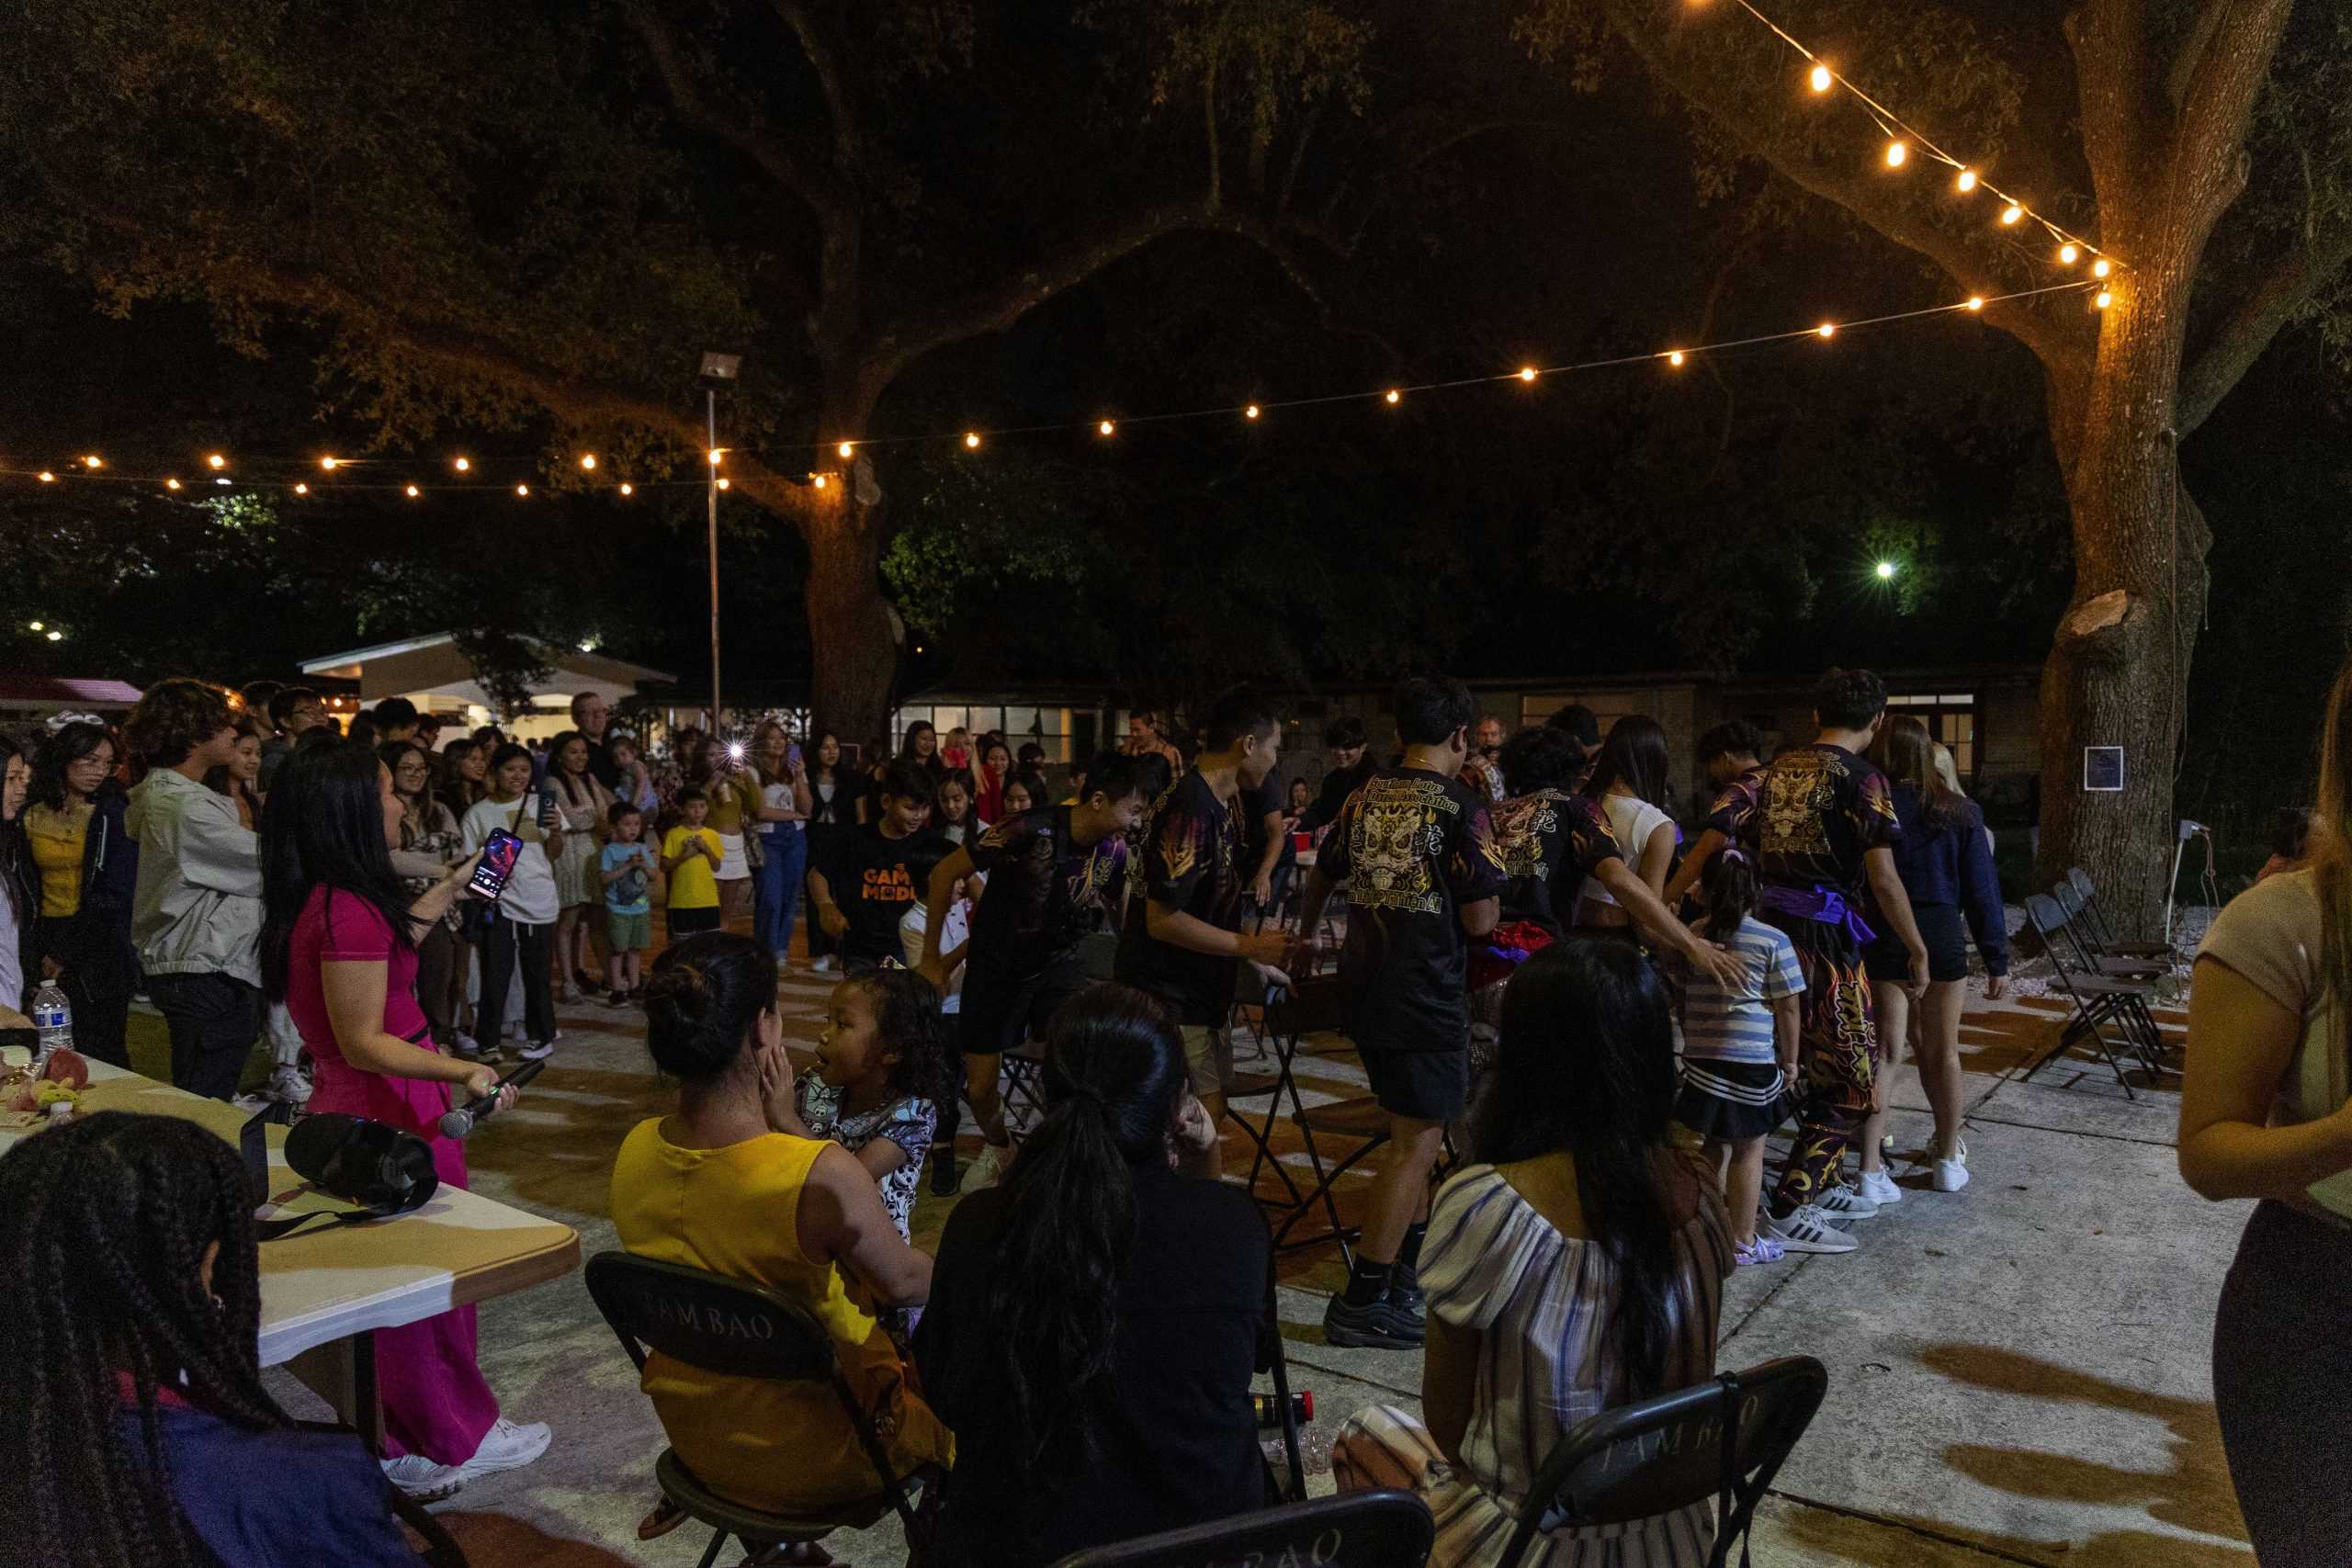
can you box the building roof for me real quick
[300,632,674,707]
[300,631,673,684]
[0,676,144,705]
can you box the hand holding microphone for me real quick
[440,1057,545,1140]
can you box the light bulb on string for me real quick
[838,441,854,459]
[2000,204,2023,225]
[707,448,723,467]
[1518,367,1538,382]
[618,482,634,496]
[1816,322,1837,338]
[1884,141,1907,168]
[963,432,981,449]
[515,483,529,497]
[2058,243,2079,265]
[207,454,227,470]
[37,471,54,483]
[2096,290,2113,310]
[165,478,182,491]
[579,454,597,471]
[2092,258,2111,278]
[716,477,730,490]
[1384,389,1401,405]
[27,622,41,632]
[404,484,421,498]
[320,456,340,471]
[1667,351,1686,367]
[293,482,309,495]
[1955,168,1977,192]
[813,474,828,490]
[214,477,230,486]
[1809,62,1832,92]
[1966,296,1985,311]
[1099,420,1116,435]
[81,456,103,470]
[1245,404,1261,420]
[45,631,61,643]
[454,457,471,472]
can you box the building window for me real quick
[1885,692,1977,780]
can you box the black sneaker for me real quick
[1322,1290,1425,1349]
[928,1149,962,1197]
[1390,1261,1425,1315]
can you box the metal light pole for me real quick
[698,352,743,736]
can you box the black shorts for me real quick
[665,906,723,937]
[1359,1045,1468,1123]
[959,961,1091,1057]
[1863,902,1970,984]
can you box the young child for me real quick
[661,788,725,938]
[601,803,657,1004]
[797,969,948,1338]
[1674,846,1805,1268]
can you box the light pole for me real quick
[698,351,742,735]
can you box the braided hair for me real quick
[0,1112,288,1568]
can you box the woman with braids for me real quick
[1331,940,1733,1568]
[913,983,1268,1568]
[0,1112,415,1567]
[609,931,949,1533]
[262,740,551,1501]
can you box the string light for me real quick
[453,456,471,472]
[320,456,339,471]
[1667,350,1686,367]
[2000,205,2023,225]
[1245,404,1261,419]
[2092,258,2111,278]
[515,483,529,496]
[1518,367,1538,382]
[27,622,41,632]
[707,448,723,467]
[2095,289,2113,310]
[963,432,981,449]
[215,477,230,486]
[837,441,854,459]
[404,483,421,498]
[207,454,227,469]
[2058,243,2079,265]
[1816,322,1837,338]
[1384,389,1401,404]
[618,482,634,496]
[813,474,828,489]
[579,454,597,470]
[293,482,309,495]
[38,471,55,482]
[1809,63,1833,92]
[81,456,102,469]
[716,477,730,489]
[45,631,61,643]
[1966,296,1984,310]
[1883,141,1907,168]
[1955,168,1977,192]
[1099,420,1116,434]
[165,478,182,490]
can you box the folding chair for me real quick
[2042,886,2173,1073]
[1271,1094,1390,1268]
[2067,866,2177,960]
[1228,976,1349,1213]
[583,1252,925,1568]
[2018,895,2159,1095]
[1497,1357,1828,1568]
[1000,1040,1050,1144]
[1046,1490,1433,1568]
[2050,881,2168,980]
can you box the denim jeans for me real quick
[753,827,808,963]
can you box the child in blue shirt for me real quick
[599,803,656,1006]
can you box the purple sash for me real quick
[1757,883,1877,947]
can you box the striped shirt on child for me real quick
[1682,913,1805,1064]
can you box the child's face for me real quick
[1002,781,1032,814]
[612,740,637,769]
[884,793,931,837]
[939,781,969,821]
[817,983,897,1089]
[614,812,643,842]
[495,755,533,796]
[683,798,709,828]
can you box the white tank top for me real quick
[1585,794,1673,906]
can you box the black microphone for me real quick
[437,1057,546,1140]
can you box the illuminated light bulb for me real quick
[963,432,981,449]
[716,477,730,490]
[36,471,54,483]
[618,482,634,496]
[404,483,421,498]
[1875,560,1897,581]
[1884,141,1907,169]
[28,622,42,631]
[1816,322,1837,338]
[707,448,723,467]
[165,478,182,491]
[2058,243,2079,265]
[2000,204,2023,225]
[2092,257,2112,278]
[1809,62,1833,92]
[2096,289,2113,310]
[82,455,102,469]
[813,474,828,490]
[579,454,597,470]
[207,454,227,469]
[1384,389,1401,405]
[1966,296,1985,311]
[1956,168,1977,193]
[515,483,529,497]
[837,441,854,459]
[1667,350,1686,367]
[293,482,309,495]
[320,456,339,470]
[1518,367,1538,382]
[1100,420,1116,434]
[215,477,230,486]
[1244,404,1261,420]
[45,631,61,643]
[454,456,471,472]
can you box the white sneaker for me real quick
[1932,1138,1971,1193]
[1815,1182,1881,1221]
[459,1417,550,1480]
[267,1063,312,1107]
[381,1453,466,1502]
[518,1039,555,1062]
[811,955,836,974]
[1858,1168,1903,1208]
[1764,1204,1859,1254]
[962,1143,1009,1192]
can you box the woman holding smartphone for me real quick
[261,741,551,1502]
[460,744,562,1062]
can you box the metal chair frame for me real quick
[1046,1490,1434,1568]
[2018,894,2160,1095]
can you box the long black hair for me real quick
[641,931,777,1080]
[969,983,1187,1462]
[259,740,414,1003]
[1699,845,1759,940]
[28,721,116,814]
[1473,939,1701,1395]
[1585,715,1670,807]
[0,1112,287,1568]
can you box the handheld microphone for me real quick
[437,1057,546,1140]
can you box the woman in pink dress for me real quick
[258,739,553,1503]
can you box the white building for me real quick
[300,633,673,746]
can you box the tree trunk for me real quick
[798,472,898,752]
[2032,265,2211,939]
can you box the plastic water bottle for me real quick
[30,981,71,1071]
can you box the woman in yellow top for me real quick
[610,930,951,1528]
[21,723,138,1064]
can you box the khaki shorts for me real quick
[1181,1023,1233,1098]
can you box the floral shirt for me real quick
[796,1082,936,1245]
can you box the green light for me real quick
[1874,560,1898,581]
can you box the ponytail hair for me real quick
[1700,844,1758,940]
[641,931,776,1080]
[970,983,1186,1463]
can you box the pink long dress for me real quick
[286,886,503,1465]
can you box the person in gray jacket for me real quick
[124,680,261,1100]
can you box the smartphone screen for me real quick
[469,829,523,901]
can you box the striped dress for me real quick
[1338,1162,1733,1567]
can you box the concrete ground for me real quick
[159,940,2244,1566]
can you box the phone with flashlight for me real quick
[469,829,524,901]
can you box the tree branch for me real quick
[2165,0,2235,114]
[772,0,859,169]
[626,3,842,220]
[2178,218,2352,434]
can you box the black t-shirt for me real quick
[913,1162,1273,1568]
[1715,745,1900,897]
[582,737,623,794]
[1238,772,1284,876]
[1305,757,1374,833]
[824,824,949,964]
[1319,767,1507,1053]
[1114,770,1248,1025]
[1491,787,1624,935]
[964,806,1129,983]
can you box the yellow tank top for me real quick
[608,1119,952,1510]
[23,804,89,919]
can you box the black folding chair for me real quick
[2043,885,2173,1073]
[1000,1039,1050,1144]
[1497,1357,1828,1568]
[1047,1490,1434,1568]
[1227,976,1350,1213]
[2018,894,2159,1095]
[2050,881,2168,980]
[583,1252,925,1568]
[2067,866,2177,960]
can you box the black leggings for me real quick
[2213,1200,2352,1563]
[475,918,555,1047]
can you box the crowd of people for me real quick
[28,651,2298,1568]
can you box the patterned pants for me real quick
[1768,924,1877,1215]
